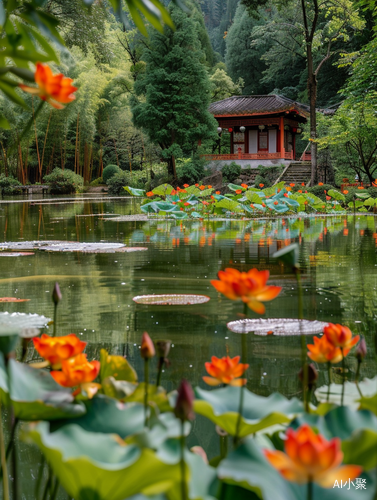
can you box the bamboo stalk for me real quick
[32,98,41,182]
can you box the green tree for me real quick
[131,5,217,179]
[225,4,268,95]
[210,68,244,101]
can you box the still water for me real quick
[0,195,376,496]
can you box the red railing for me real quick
[202,152,294,161]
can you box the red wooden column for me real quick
[279,116,285,157]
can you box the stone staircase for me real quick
[276,161,312,185]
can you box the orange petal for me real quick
[50,370,71,387]
[255,286,282,302]
[315,465,363,488]
[247,299,266,315]
[202,376,221,386]
[229,378,247,386]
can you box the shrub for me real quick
[221,162,241,182]
[107,171,132,195]
[89,177,104,187]
[254,174,270,188]
[44,168,83,194]
[258,165,284,185]
[102,164,122,184]
[176,157,206,185]
[306,184,335,201]
[0,175,22,195]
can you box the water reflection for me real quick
[0,198,376,496]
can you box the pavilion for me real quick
[204,95,310,168]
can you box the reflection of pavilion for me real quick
[204,95,310,167]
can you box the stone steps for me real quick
[280,162,311,185]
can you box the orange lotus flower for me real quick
[343,190,349,194]
[19,63,77,109]
[141,332,155,358]
[216,191,221,195]
[51,353,100,398]
[235,189,242,194]
[326,196,331,201]
[241,183,248,189]
[208,185,212,188]
[318,182,324,186]
[203,356,249,386]
[274,201,278,205]
[307,335,344,364]
[259,183,264,188]
[146,191,154,197]
[290,183,295,187]
[199,185,206,190]
[264,424,362,487]
[324,323,359,350]
[298,189,302,193]
[211,268,281,314]
[33,334,86,369]
[184,202,190,206]
[358,186,364,189]
[183,184,189,188]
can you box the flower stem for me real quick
[0,400,9,500]
[144,358,149,427]
[180,420,188,500]
[326,362,331,403]
[295,270,308,410]
[307,480,313,500]
[11,418,19,500]
[53,302,58,337]
[220,434,228,459]
[341,348,345,406]
[355,359,363,397]
[156,356,164,387]
[234,304,248,446]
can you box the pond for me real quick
[0,195,376,497]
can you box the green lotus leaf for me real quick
[191,211,202,218]
[355,192,370,199]
[0,312,51,355]
[152,184,174,196]
[363,197,377,207]
[252,203,267,212]
[245,191,265,203]
[25,422,181,500]
[348,200,365,209]
[51,395,145,438]
[358,394,377,416]
[197,188,214,197]
[125,383,172,413]
[170,211,188,220]
[100,349,137,383]
[194,386,303,438]
[315,377,377,408]
[213,194,226,201]
[217,437,374,500]
[102,377,138,399]
[141,201,178,213]
[227,183,244,191]
[124,186,146,196]
[327,189,345,201]
[342,429,377,470]
[215,199,241,212]
[0,356,85,420]
[273,243,299,267]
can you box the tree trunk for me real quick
[166,155,177,179]
[307,45,318,186]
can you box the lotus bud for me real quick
[52,282,62,305]
[190,446,208,464]
[140,332,155,359]
[355,337,367,362]
[156,340,172,358]
[298,363,318,389]
[174,379,194,421]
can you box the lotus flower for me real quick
[33,333,86,369]
[51,353,100,398]
[211,268,281,314]
[203,356,249,386]
[264,424,362,486]
[307,336,345,364]
[324,323,359,350]
[20,63,77,109]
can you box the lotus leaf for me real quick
[315,377,377,408]
[355,192,370,199]
[141,202,178,213]
[327,189,345,201]
[358,394,377,416]
[197,188,214,197]
[194,386,303,437]
[228,183,244,191]
[215,199,241,212]
[170,211,188,219]
[0,356,86,420]
[124,186,146,197]
[363,197,377,207]
[125,383,171,412]
[152,184,174,196]
[25,422,181,500]
[273,243,299,267]
[100,349,137,383]
[0,312,51,355]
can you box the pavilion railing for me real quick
[201,152,294,161]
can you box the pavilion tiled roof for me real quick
[209,95,310,117]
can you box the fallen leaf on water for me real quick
[0,297,30,303]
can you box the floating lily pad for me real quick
[26,421,181,500]
[194,386,303,438]
[0,312,50,334]
[0,297,30,302]
[0,356,86,420]
[227,318,328,336]
[0,241,147,253]
[133,294,210,305]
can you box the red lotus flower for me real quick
[146,191,154,197]
[241,183,248,189]
[20,63,78,109]
[264,424,362,487]
[298,190,302,193]
[235,189,242,194]
[33,334,86,369]
[203,356,248,386]
[216,191,221,195]
[290,183,295,187]
[274,201,278,205]
[195,184,199,187]
[318,182,324,186]
[343,190,349,194]
[184,202,190,206]
[262,203,266,207]
[301,183,305,186]
[307,335,344,364]
[326,196,331,201]
[199,185,205,191]
[259,183,264,188]
[183,184,189,188]
[324,323,359,350]
[211,268,281,314]
[208,185,212,188]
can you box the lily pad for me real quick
[0,297,30,302]
[194,386,303,438]
[0,312,50,355]
[0,356,86,420]
[0,252,34,257]
[133,294,210,305]
[315,376,377,409]
[25,421,181,500]
[227,318,328,336]
[0,241,147,253]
